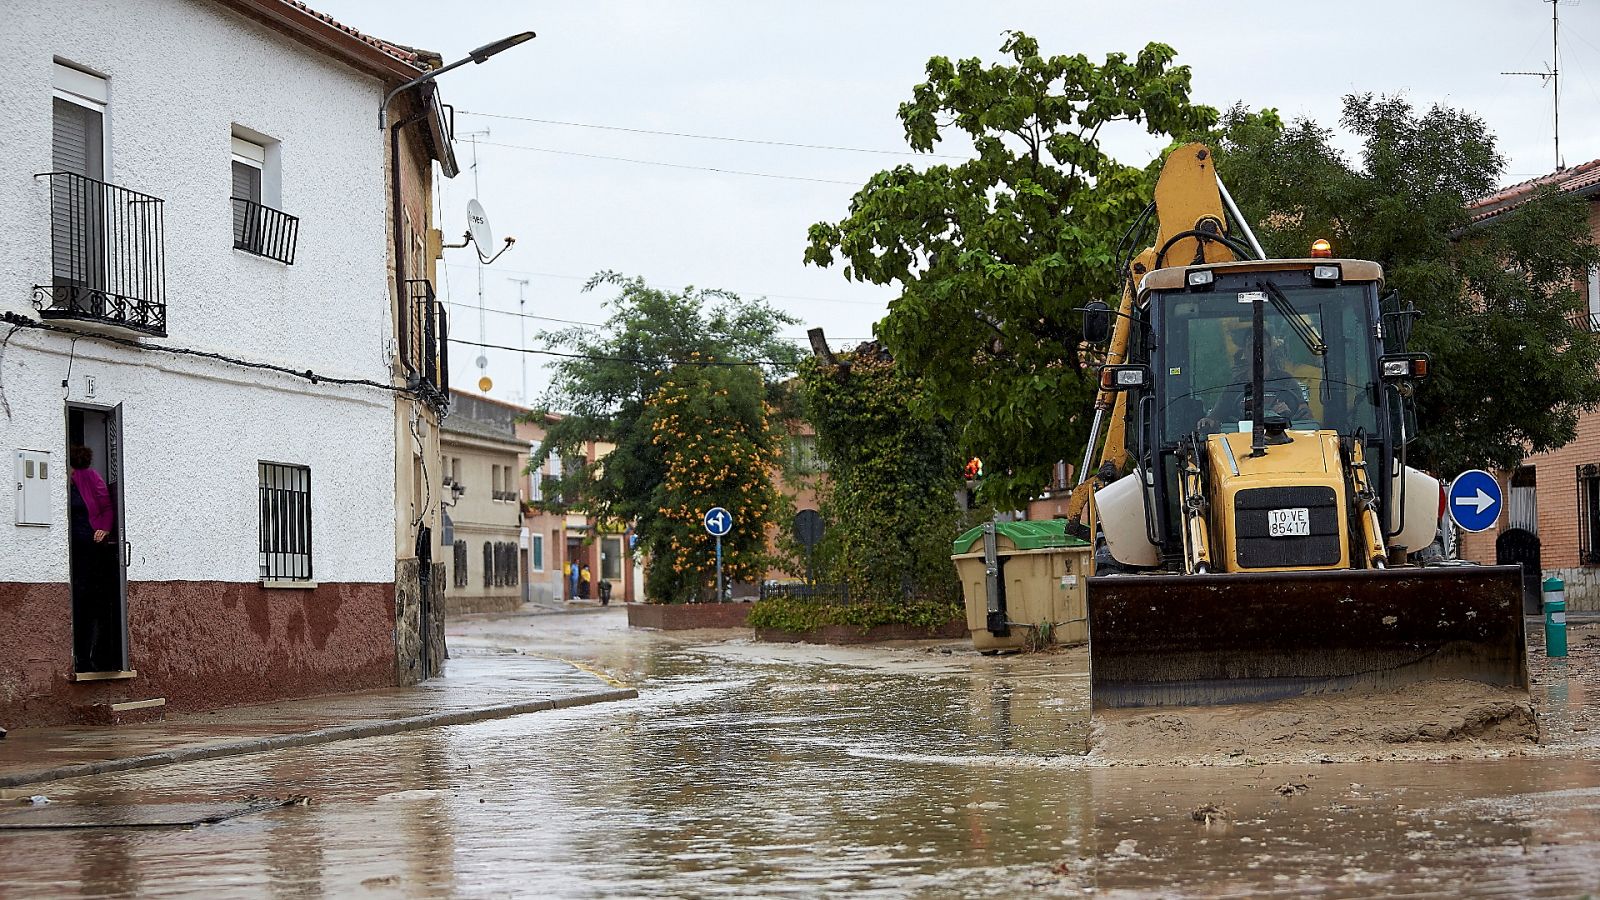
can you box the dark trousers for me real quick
[70,540,118,671]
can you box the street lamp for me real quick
[385,30,535,386]
[378,31,536,129]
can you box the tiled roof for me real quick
[1467,158,1600,224]
[276,0,426,69]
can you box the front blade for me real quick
[1088,566,1528,708]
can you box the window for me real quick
[53,63,106,179]
[231,136,263,251]
[230,128,296,264]
[259,463,312,581]
[790,434,826,474]
[452,540,468,588]
[527,441,543,501]
[482,541,494,588]
[1579,465,1600,566]
[531,533,544,571]
[492,464,503,497]
[52,63,107,299]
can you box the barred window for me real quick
[452,540,468,588]
[482,541,493,588]
[259,463,311,581]
[1579,464,1600,565]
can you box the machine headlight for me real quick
[1186,269,1215,289]
[1312,264,1341,282]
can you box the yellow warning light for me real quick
[478,376,493,393]
[1310,238,1333,258]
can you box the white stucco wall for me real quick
[0,0,398,583]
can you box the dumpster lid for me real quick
[951,520,1088,555]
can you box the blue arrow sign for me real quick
[1447,469,1502,533]
[703,506,733,537]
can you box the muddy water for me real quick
[2,612,1600,897]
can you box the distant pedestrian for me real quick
[568,561,579,600]
[579,564,592,600]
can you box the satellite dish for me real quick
[466,199,494,250]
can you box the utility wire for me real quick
[442,300,873,343]
[441,263,891,307]
[476,140,861,186]
[448,336,787,368]
[458,109,970,160]
[2,312,412,396]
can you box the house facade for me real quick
[0,0,453,725]
[439,393,524,614]
[1455,160,1600,609]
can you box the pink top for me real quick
[71,467,115,533]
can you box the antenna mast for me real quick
[1502,0,1572,170]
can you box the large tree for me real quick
[805,32,1218,506]
[1206,96,1600,473]
[529,273,801,600]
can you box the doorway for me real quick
[566,535,583,600]
[66,404,128,673]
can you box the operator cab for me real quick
[1121,258,1407,560]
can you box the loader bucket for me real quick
[1087,566,1528,709]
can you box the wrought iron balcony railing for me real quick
[33,171,167,337]
[232,196,299,265]
[406,278,449,406]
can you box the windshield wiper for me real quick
[1257,280,1327,356]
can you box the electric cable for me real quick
[457,109,971,160]
[475,140,862,185]
[448,335,786,368]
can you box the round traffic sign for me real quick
[703,507,733,537]
[1447,469,1503,533]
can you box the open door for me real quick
[66,402,129,673]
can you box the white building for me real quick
[0,0,455,726]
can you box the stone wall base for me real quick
[1549,567,1600,612]
[626,602,753,630]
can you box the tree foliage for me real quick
[1206,96,1600,472]
[528,273,801,600]
[805,32,1217,505]
[644,361,784,601]
[798,344,968,604]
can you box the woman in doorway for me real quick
[68,445,116,671]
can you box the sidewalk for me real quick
[0,649,636,789]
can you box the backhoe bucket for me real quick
[1087,566,1528,709]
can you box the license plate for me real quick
[1268,507,1310,537]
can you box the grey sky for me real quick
[315,1,1598,406]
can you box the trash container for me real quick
[951,521,1091,652]
[598,581,613,606]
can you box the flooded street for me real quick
[4,609,1600,897]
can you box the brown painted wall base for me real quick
[756,618,968,645]
[626,602,753,630]
[0,580,395,728]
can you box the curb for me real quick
[0,686,638,789]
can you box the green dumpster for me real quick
[951,521,1092,651]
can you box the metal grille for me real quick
[33,171,166,336]
[1233,486,1342,569]
[1578,464,1600,565]
[231,197,299,265]
[258,463,312,581]
[405,279,448,406]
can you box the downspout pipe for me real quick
[390,106,430,379]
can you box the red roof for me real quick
[1468,158,1600,224]
[275,0,424,68]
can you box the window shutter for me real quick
[231,160,260,203]
[52,98,102,178]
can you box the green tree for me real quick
[805,32,1217,506]
[1206,96,1600,472]
[528,272,801,601]
[644,361,784,601]
[798,343,967,604]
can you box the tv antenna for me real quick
[1503,0,1577,170]
[441,131,517,392]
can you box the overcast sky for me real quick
[316,0,1600,407]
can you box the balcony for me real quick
[405,278,449,407]
[33,171,166,337]
[232,197,299,265]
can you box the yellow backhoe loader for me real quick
[1073,143,1528,708]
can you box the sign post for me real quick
[1447,469,1503,533]
[703,507,733,602]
